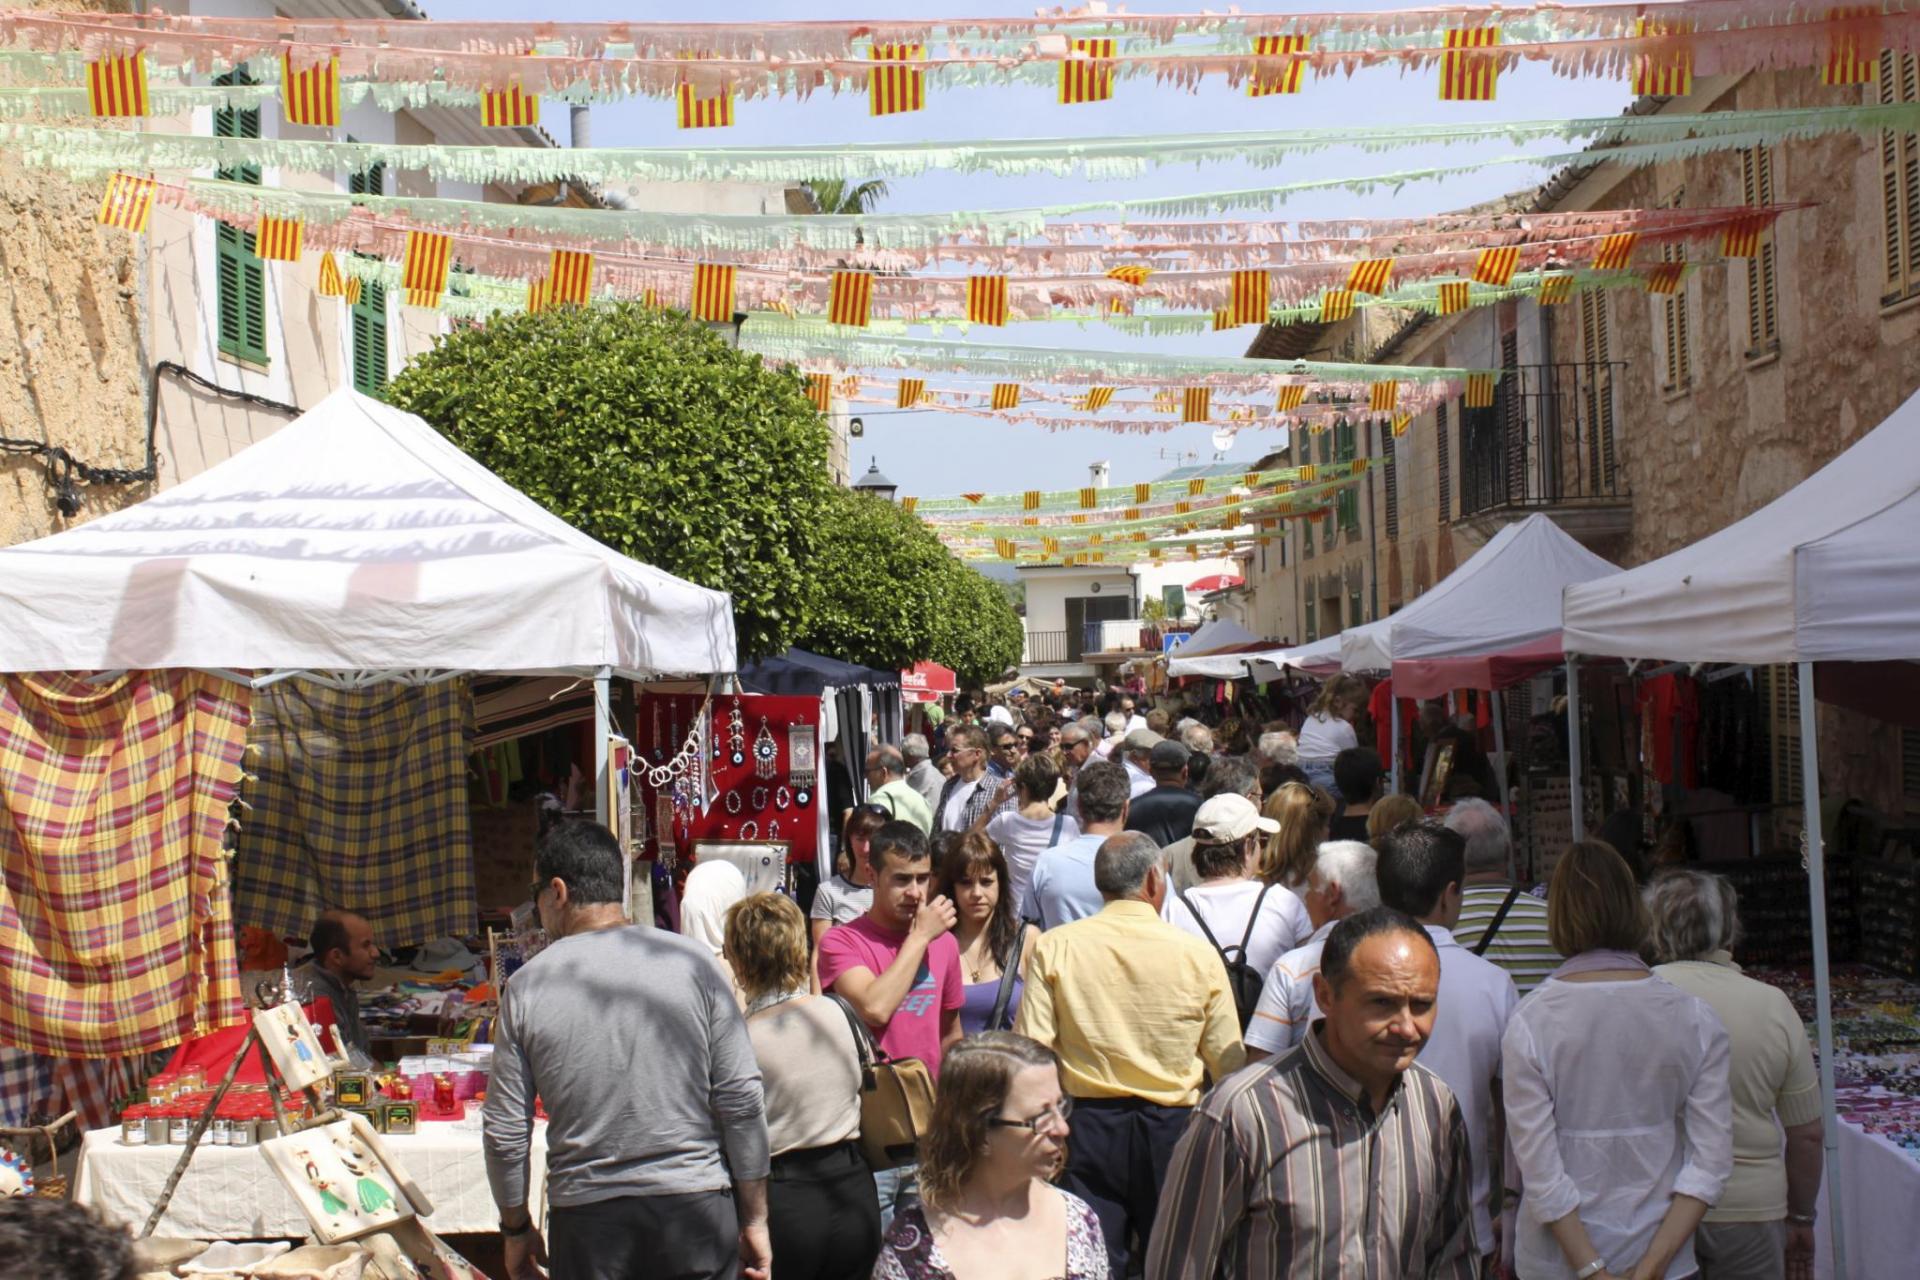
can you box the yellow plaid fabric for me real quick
[0,672,251,1056]
[233,680,476,949]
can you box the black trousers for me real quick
[1058,1095,1192,1277]
[767,1141,883,1280]
[548,1188,740,1280]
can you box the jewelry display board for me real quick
[639,692,821,866]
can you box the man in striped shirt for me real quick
[1443,799,1561,995]
[1146,907,1479,1280]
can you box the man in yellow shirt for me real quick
[1015,830,1245,1275]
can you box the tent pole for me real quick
[1491,689,1512,880]
[1566,657,1585,842]
[593,665,613,828]
[1389,694,1402,796]
[1796,660,1848,1279]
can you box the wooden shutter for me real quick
[1382,415,1399,541]
[1337,418,1360,533]
[1499,331,1523,506]
[1579,290,1616,489]
[1741,146,1780,352]
[1763,665,1804,808]
[213,70,267,363]
[1878,51,1920,301]
[1661,231,1691,390]
[1436,401,1451,524]
[1304,597,1316,642]
[349,160,386,197]
[352,270,389,397]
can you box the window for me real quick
[1764,665,1803,808]
[1660,193,1693,392]
[1879,50,1920,304]
[1335,417,1360,536]
[1348,588,1363,628]
[351,256,388,397]
[1304,597,1317,642]
[1436,401,1451,524]
[1742,145,1780,353]
[1579,289,1616,489]
[1382,416,1399,541]
[349,158,386,198]
[213,70,266,365]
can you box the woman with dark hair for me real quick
[981,753,1078,920]
[873,1032,1108,1280]
[812,805,889,949]
[936,833,1040,1036]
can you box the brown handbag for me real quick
[827,993,937,1171]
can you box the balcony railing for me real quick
[1023,629,1070,664]
[1459,361,1630,524]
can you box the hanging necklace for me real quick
[961,933,998,983]
[746,988,807,1017]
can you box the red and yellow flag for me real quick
[95,172,156,234]
[1369,381,1399,413]
[343,276,363,307]
[1297,464,1318,483]
[1439,27,1500,102]
[317,251,347,298]
[1106,264,1152,286]
[1228,269,1270,326]
[481,84,541,128]
[1083,387,1116,412]
[1319,289,1356,322]
[255,215,303,263]
[526,276,554,313]
[1187,478,1206,496]
[1020,490,1042,511]
[1078,487,1099,509]
[1183,387,1212,422]
[1276,383,1307,412]
[1392,413,1414,436]
[1133,482,1152,504]
[402,231,453,296]
[1060,37,1116,105]
[1645,262,1687,294]
[966,276,1010,326]
[870,43,926,116]
[901,497,919,514]
[828,270,874,327]
[1248,34,1309,97]
[1721,214,1770,258]
[1538,273,1575,305]
[1471,245,1522,287]
[676,81,735,129]
[281,54,340,128]
[1631,18,1694,97]
[1346,258,1394,296]
[1211,308,1234,332]
[1592,232,1639,272]
[1465,372,1497,409]
[991,383,1022,411]
[86,52,150,118]
[896,378,927,408]
[549,249,594,306]
[691,263,737,321]
[805,372,833,412]
[405,287,443,310]
[1437,281,1471,314]
[1822,7,1879,86]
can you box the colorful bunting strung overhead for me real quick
[806,372,833,411]
[85,51,148,118]
[1392,413,1413,436]
[1228,269,1269,326]
[870,43,926,117]
[1059,37,1115,106]
[1319,289,1355,322]
[1645,261,1687,293]
[1211,307,1234,332]
[254,214,303,262]
[405,286,442,309]
[828,270,874,327]
[343,275,363,306]
[1471,245,1522,287]
[526,274,553,312]
[1538,273,1575,304]
[1592,231,1639,271]
[1249,34,1310,98]
[1632,19,1695,97]
[896,377,926,408]
[1439,27,1500,102]
[991,383,1021,410]
[1083,387,1116,412]
[549,248,594,306]
[401,230,453,299]
[95,171,154,233]
[1822,8,1880,86]
[1276,384,1307,412]
[481,83,540,128]
[317,251,346,297]
[281,54,340,128]
[1106,265,1153,286]
[691,262,736,321]
[1436,281,1471,314]
[1720,214,1769,257]
[965,275,1010,326]
[1465,372,1497,409]
[676,80,734,129]
[1346,257,1394,296]
[1078,487,1099,510]
[1368,381,1399,413]
[1183,387,1212,423]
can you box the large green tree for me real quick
[386,302,834,659]
[794,485,952,671]
[927,559,1026,688]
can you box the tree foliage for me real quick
[927,561,1026,688]
[386,301,835,659]
[802,178,891,214]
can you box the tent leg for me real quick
[1566,657,1585,842]
[1796,661,1847,1279]
[1390,696,1402,796]
[593,665,612,828]
[1491,689,1512,880]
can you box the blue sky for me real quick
[436,1,1630,497]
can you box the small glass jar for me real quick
[210,1117,231,1146]
[145,1114,169,1145]
[228,1118,255,1147]
[168,1114,191,1145]
[120,1108,147,1146]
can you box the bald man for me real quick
[294,909,380,1057]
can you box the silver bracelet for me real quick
[1786,1211,1816,1226]
[1572,1260,1607,1280]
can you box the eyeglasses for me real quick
[989,1096,1073,1132]
[529,878,549,902]
[852,803,890,818]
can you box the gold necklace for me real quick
[962,936,996,983]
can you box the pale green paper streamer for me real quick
[4,101,1917,187]
[930,471,1375,543]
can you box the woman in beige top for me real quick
[724,893,879,1280]
[1647,869,1823,1280]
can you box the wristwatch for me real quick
[1572,1260,1608,1280]
[1786,1211,1817,1226]
[500,1218,533,1238]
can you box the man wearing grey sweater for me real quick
[484,821,771,1280]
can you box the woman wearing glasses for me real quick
[873,1032,1108,1280]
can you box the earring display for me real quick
[646,691,824,866]
[726,698,746,767]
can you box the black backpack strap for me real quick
[1236,883,1273,962]
[987,932,1023,1031]
[1175,887,1231,959]
[1473,886,1524,957]
[1048,810,1066,847]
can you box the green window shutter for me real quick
[352,280,389,398]
[349,160,386,197]
[213,69,267,364]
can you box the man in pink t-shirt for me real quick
[817,820,964,1229]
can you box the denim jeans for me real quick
[872,1162,920,1236]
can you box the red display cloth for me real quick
[1389,632,1569,700]
[1368,679,1416,774]
[156,999,337,1086]
[1638,674,1701,788]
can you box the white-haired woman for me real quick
[1647,869,1823,1280]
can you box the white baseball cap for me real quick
[1191,794,1281,843]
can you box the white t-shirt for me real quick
[1245,921,1336,1056]
[985,808,1081,922]
[1296,711,1358,761]
[1162,879,1311,980]
[1123,759,1156,799]
[940,777,982,832]
[808,874,872,925]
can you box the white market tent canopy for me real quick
[1167,632,1341,680]
[0,389,737,680]
[1174,617,1260,655]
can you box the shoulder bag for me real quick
[1472,885,1524,957]
[985,929,1026,1032]
[826,992,937,1171]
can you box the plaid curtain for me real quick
[233,679,476,949]
[0,672,251,1058]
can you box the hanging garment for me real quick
[1636,675,1701,789]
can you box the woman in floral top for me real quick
[872,1033,1108,1280]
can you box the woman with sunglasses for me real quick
[873,1032,1107,1280]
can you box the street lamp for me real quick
[852,457,898,502]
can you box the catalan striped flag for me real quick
[1821,7,1879,86]
[1297,464,1318,483]
[1150,547,1163,561]
[1187,478,1206,496]
[1228,269,1270,325]
[1277,384,1308,412]
[95,172,156,234]
[1106,265,1152,286]
[1592,231,1639,271]
[343,275,363,307]
[642,288,661,310]
[549,249,594,306]
[1079,487,1098,509]
[1022,516,1040,527]
[1439,27,1500,102]
[1060,36,1116,105]
[1369,381,1399,413]
[896,378,926,408]
[255,215,303,263]
[805,372,833,411]
[1244,471,1262,488]
[481,84,540,128]
[526,276,554,313]
[1645,262,1687,294]
[1538,273,1575,305]
[1124,508,1141,522]
[1392,413,1413,436]
[405,287,443,310]
[1346,257,1394,296]
[1721,214,1770,258]
[839,373,862,398]
[1154,389,1180,413]
[901,497,918,514]
[1437,281,1471,315]
[1632,18,1693,97]
[402,230,453,297]
[676,81,735,129]
[1133,482,1151,503]
[281,54,340,128]
[991,383,1022,411]
[86,51,149,118]
[1183,387,1212,422]
[1472,245,1522,287]
[995,538,1017,560]
[1212,308,1234,332]
[828,270,875,327]
[1020,490,1042,511]
[317,252,347,298]
[1345,459,1369,478]
[1319,289,1356,322]
[1042,536,1060,555]
[966,276,1010,326]
[1083,387,1117,412]
[1248,34,1309,97]
[1465,372,1497,409]
[691,263,736,321]
[870,43,926,116]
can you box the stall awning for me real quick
[901,661,957,704]
[0,389,737,679]
[737,648,901,696]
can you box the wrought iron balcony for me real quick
[1458,361,1631,543]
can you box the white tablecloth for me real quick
[1815,1115,1917,1280]
[75,1120,547,1238]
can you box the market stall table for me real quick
[74,1118,546,1239]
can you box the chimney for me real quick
[571,104,591,149]
[1089,461,1111,489]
